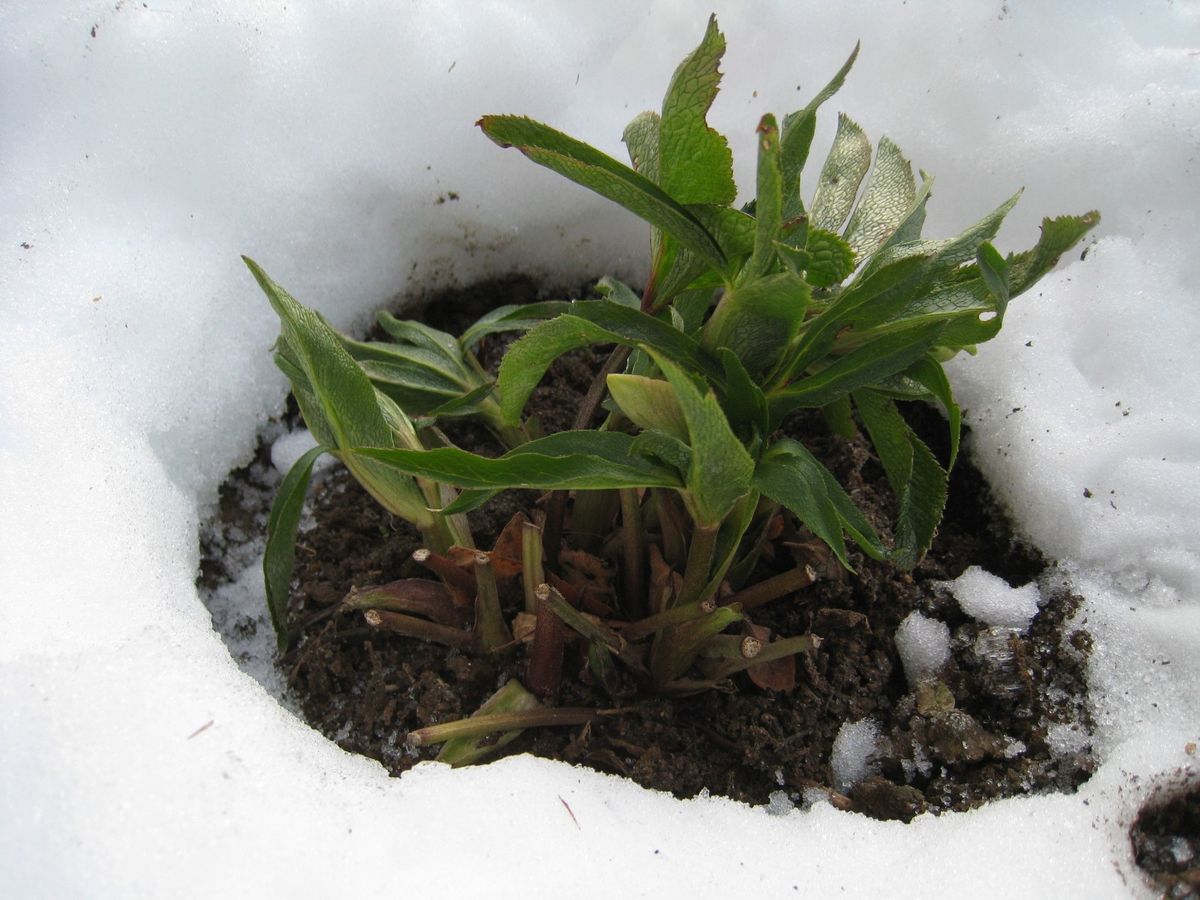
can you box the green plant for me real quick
[246,16,1097,765]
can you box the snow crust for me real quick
[945,566,1042,632]
[895,611,952,686]
[3,2,1199,897]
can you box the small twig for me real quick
[473,553,512,652]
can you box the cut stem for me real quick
[344,579,462,626]
[719,563,819,611]
[362,609,476,651]
[536,583,644,674]
[473,553,512,652]
[412,547,475,608]
[699,633,818,681]
[520,520,545,614]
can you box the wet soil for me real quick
[1131,778,1200,899]
[200,274,1097,822]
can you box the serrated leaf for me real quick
[646,351,754,528]
[754,438,886,570]
[263,444,327,649]
[843,136,916,258]
[658,14,736,206]
[496,301,720,425]
[811,113,872,233]
[904,355,961,468]
[353,430,682,491]
[607,374,689,442]
[853,389,947,569]
[780,42,860,220]
[478,115,727,273]
[1006,211,1100,296]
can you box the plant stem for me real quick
[543,345,633,566]
[699,634,818,681]
[619,598,716,642]
[412,547,475,608]
[537,583,644,674]
[676,522,720,608]
[520,520,545,614]
[619,488,645,619]
[719,562,819,611]
[527,587,566,698]
[362,609,476,651]
[410,707,606,747]
[473,553,512,652]
[650,604,743,688]
[344,579,463,626]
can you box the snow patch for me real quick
[944,566,1042,632]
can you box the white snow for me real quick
[895,611,952,686]
[831,719,884,794]
[945,566,1043,632]
[3,2,1199,898]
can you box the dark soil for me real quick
[200,273,1097,822]
[1131,777,1200,899]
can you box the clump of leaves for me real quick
[246,16,1097,765]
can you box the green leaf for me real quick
[811,113,872,233]
[843,136,917,258]
[853,389,947,569]
[622,110,661,182]
[594,276,642,309]
[478,115,727,272]
[754,438,886,569]
[647,351,755,528]
[658,14,736,206]
[1006,211,1100,296]
[458,301,572,349]
[607,373,689,442]
[780,42,860,219]
[244,257,437,530]
[631,430,693,475]
[718,348,769,441]
[743,114,783,282]
[496,301,720,425]
[263,444,327,650]
[352,430,683,491]
[904,355,961,468]
[436,679,540,767]
[702,271,811,373]
[768,320,945,420]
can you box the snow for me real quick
[895,611,952,686]
[2,2,1199,897]
[831,719,884,794]
[945,566,1042,632]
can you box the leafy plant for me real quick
[247,15,1097,764]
